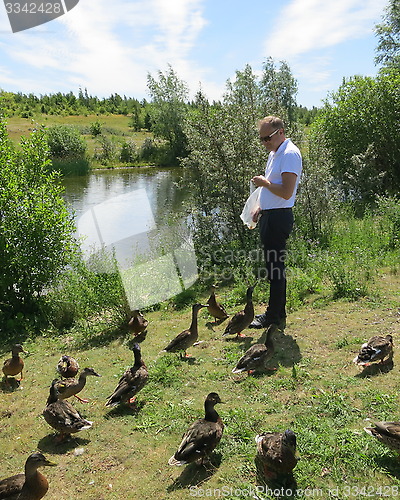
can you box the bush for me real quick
[0,116,78,321]
[119,140,138,163]
[94,134,117,165]
[46,124,87,159]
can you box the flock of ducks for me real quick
[0,285,397,498]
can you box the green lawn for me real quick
[1,270,400,499]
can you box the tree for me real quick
[147,65,189,164]
[260,57,298,125]
[0,116,77,318]
[317,71,400,206]
[375,0,400,69]
[182,66,265,264]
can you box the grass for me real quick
[5,114,153,169]
[1,269,400,499]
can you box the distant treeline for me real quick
[0,88,320,126]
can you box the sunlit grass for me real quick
[1,271,400,498]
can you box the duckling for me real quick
[163,303,207,358]
[42,379,93,442]
[56,355,79,378]
[55,367,101,403]
[223,285,255,338]
[353,334,393,366]
[168,392,224,466]
[364,420,400,453]
[0,452,56,500]
[2,344,27,384]
[207,285,229,323]
[127,310,148,338]
[106,343,148,408]
[255,429,298,479]
[232,324,277,375]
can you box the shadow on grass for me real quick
[72,326,125,350]
[205,317,229,331]
[268,330,302,367]
[37,434,91,454]
[167,452,222,491]
[373,454,400,480]
[104,400,146,419]
[0,378,22,392]
[354,360,394,378]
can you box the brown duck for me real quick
[56,355,79,378]
[54,367,101,403]
[106,343,148,408]
[168,392,224,466]
[0,452,56,500]
[163,303,206,358]
[223,285,255,338]
[127,310,148,337]
[42,379,93,442]
[364,421,400,454]
[232,324,277,374]
[2,344,27,383]
[353,334,393,366]
[255,429,298,479]
[207,285,229,323]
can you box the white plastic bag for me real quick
[240,187,261,229]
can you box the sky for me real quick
[0,0,389,109]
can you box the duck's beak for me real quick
[44,459,57,467]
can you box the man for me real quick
[250,116,302,329]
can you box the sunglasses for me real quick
[259,128,280,142]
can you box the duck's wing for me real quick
[172,419,223,464]
[164,329,191,351]
[233,344,267,373]
[223,311,245,335]
[0,473,24,498]
[106,366,148,406]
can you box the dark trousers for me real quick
[259,208,293,322]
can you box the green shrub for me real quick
[119,140,138,163]
[94,134,117,164]
[0,117,78,322]
[46,124,87,159]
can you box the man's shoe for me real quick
[249,314,270,329]
[250,314,286,330]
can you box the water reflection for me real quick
[62,167,198,310]
[62,167,186,220]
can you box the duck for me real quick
[168,392,224,466]
[106,343,148,408]
[232,324,277,375]
[54,367,101,403]
[2,344,27,384]
[223,285,255,338]
[0,452,56,500]
[353,334,393,366]
[206,285,229,323]
[42,379,93,442]
[127,310,148,338]
[255,429,298,479]
[364,420,400,453]
[56,355,79,378]
[163,303,207,358]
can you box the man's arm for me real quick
[252,172,297,200]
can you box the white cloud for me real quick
[265,0,387,59]
[0,0,209,98]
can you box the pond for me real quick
[62,167,198,310]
